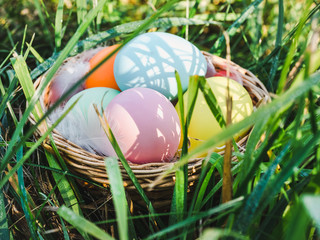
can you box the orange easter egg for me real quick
[85,44,120,90]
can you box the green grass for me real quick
[0,0,320,239]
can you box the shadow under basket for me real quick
[30,51,270,210]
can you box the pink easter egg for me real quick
[104,88,181,164]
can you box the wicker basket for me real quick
[30,51,270,209]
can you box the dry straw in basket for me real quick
[29,50,270,208]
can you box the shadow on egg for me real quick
[114,32,207,100]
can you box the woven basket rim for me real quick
[29,50,271,195]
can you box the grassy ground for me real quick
[0,0,320,239]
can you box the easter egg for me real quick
[104,87,181,164]
[176,77,253,154]
[85,45,120,90]
[113,32,207,100]
[63,87,120,155]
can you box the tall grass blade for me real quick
[268,0,284,91]
[0,191,10,240]
[105,157,129,240]
[44,151,82,215]
[20,25,28,55]
[58,205,113,240]
[236,115,270,189]
[254,178,310,240]
[33,0,53,48]
[233,143,291,234]
[54,0,64,50]
[16,143,38,239]
[76,0,87,25]
[10,55,43,121]
[201,162,241,209]
[257,135,320,219]
[175,71,187,154]
[193,154,224,213]
[26,43,44,63]
[276,0,313,94]
[211,0,264,55]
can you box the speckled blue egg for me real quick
[113,32,207,100]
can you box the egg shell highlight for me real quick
[63,87,120,155]
[176,77,253,155]
[85,45,120,90]
[113,32,207,100]
[104,87,181,164]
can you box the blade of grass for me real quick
[254,177,310,240]
[23,34,35,61]
[33,0,53,48]
[105,157,129,240]
[54,0,64,50]
[233,143,291,234]
[76,0,87,25]
[256,134,320,223]
[16,143,38,239]
[171,74,200,231]
[268,0,284,92]
[211,0,264,55]
[26,43,44,63]
[0,191,10,240]
[59,215,71,240]
[201,162,242,209]
[236,115,270,189]
[10,55,43,121]
[57,205,113,240]
[20,25,28,55]
[235,102,297,196]
[276,0,313,94]
[193,154,224,213]
[0,76,18,122]
[44,151,81,215]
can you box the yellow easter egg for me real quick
[176,76,253,155]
